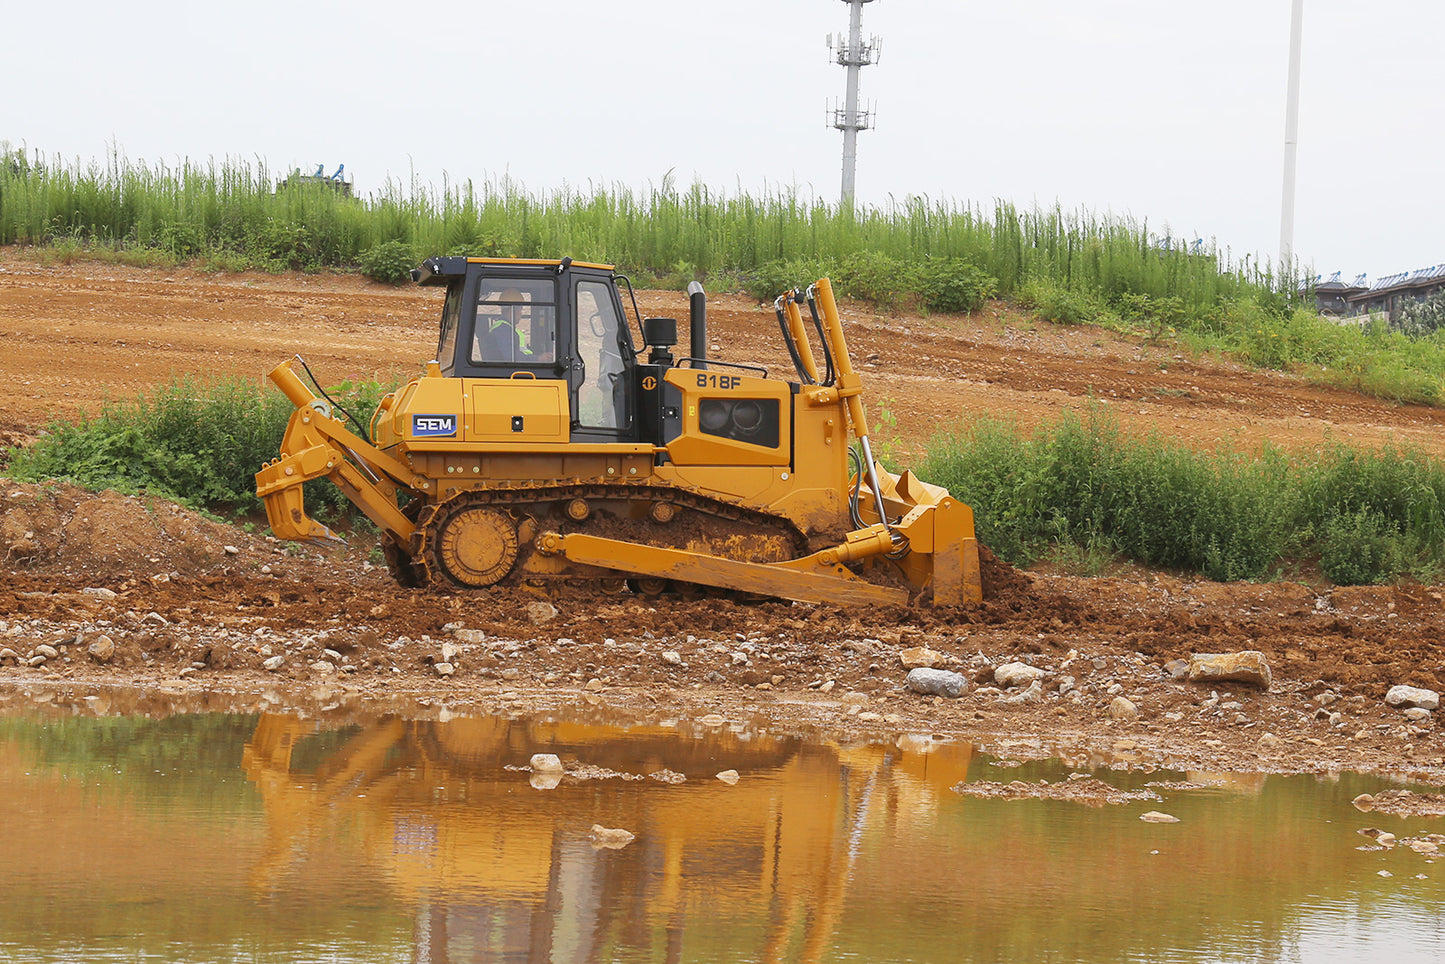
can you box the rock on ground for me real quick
[899,646,944,670]
[527,602,559,625]
[1187,652,1272,689]
[1108,696,1139,721]
[87,634,115,663]
[906,667,967,698]
[1386,685,1440,711]
[995,662,1047,688]
[1002,680,1043,705]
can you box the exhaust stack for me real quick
[687,281,707,370]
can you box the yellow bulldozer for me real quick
[255,257,981,606]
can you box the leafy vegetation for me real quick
[5,376,393,519]
[1,146,1277,307]
[359,238,417,285]
[1393,290,1445,340]
[917,406,1445,585]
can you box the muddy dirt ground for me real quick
[2,251,1444,780]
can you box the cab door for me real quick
[570,276,637,441]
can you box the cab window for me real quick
[436,284,462,372]
[470,278,557,366]
[576,280,630,430]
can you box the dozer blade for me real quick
[549,533,908,607]
[862,467,983,606]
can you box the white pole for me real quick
[1279,0,1304,275]
[840,0,864,205]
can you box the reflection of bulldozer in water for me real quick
[242,711,973,962]
[255,258,982,606]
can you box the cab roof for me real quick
[411,255,615,286]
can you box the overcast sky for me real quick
[8,0,1441,279]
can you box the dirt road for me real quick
[2,251,1443,778]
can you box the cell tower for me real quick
[828,0,880,207]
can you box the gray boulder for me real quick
[1386,685,1440,711]
[906,667,967,698]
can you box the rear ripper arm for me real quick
[254,358,426,545]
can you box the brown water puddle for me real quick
[1,687,1443,963]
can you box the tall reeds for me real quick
[0,145,1288,315]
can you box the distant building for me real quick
[1307,264,1445,321]
[1348,264,1445,319]
[1310,271,1369,316]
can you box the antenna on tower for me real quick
[827,0,880,208]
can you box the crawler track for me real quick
[400,484,813,598]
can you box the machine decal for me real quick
[696,373,743,390]
[412,414,458,437]
[642,376,658,391]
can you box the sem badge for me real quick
[413,414,458,437]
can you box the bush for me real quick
[914,406,1445,584]
[157,221,205,259]
[1017,279,1113,326]
[831,251,913,309]
[1115,292,1187,342]
[6,377,395,518]
[359,240,417,285]
[917,259,997,314]
[741,257,836,303]
[1318,510,1405,585]
[252,219,318,270]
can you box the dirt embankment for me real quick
[2,253,1444,778]
[4,251,1445,457]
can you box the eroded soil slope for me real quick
[2,252,1444,777]
[4,252,1445,456]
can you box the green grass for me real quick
[1,145,1280,308]
[4,376,392,520]
[917,405,1445,585]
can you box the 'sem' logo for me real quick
[413,414,457,437]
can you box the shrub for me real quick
[359,240,417,285]
[1017,279,1113,327]
[6,377,395,518]
[742,257,837,303]
[157,221,205,259]
[1318,509,1405,585]
[252,219,318,270]
[832,251,914,309]
[914,406,1445,584]
[1115,292,1187,342]
[917,259,997,314]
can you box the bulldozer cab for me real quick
[419,256,638,440]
